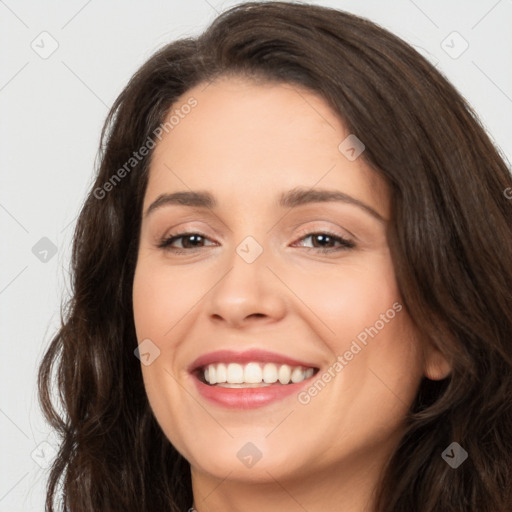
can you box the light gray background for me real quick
[1,0,511,510]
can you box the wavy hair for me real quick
[38,2,512,511]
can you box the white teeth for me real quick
[209,365,217,384]
[226,363,244,383]
[216,363,227,383]
[278,364,291,384]
[201,362,315,386]
[244,362,262,383]
[291,367,305,383]
[263,363,278,383]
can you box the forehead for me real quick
[145,76,389,218]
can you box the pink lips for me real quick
[188,349,318,409]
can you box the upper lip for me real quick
[188,349,319,373]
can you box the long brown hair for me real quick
[38,2,512,511]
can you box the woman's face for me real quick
[132,76,448,488]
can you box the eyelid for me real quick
[158,221,222,242]
[291,219,357,242]
[292,222,354,242]
[160,219,354,241]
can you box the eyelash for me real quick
[157,229,356,255]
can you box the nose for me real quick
[205,238,287,329]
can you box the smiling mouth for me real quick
[195,361,319,388]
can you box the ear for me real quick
[423,342,452,380]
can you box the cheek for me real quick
[132,261,195,456]
[285,252,422,402]
[132,260,202,339]
[286,253,401,343]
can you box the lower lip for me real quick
[191,375,312,409]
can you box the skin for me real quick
[132,76,451,512]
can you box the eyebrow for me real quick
[144,187,385,222]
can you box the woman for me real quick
[38,2,512,511]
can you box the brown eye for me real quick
[158,232,216,252]
[293,231,355,253]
